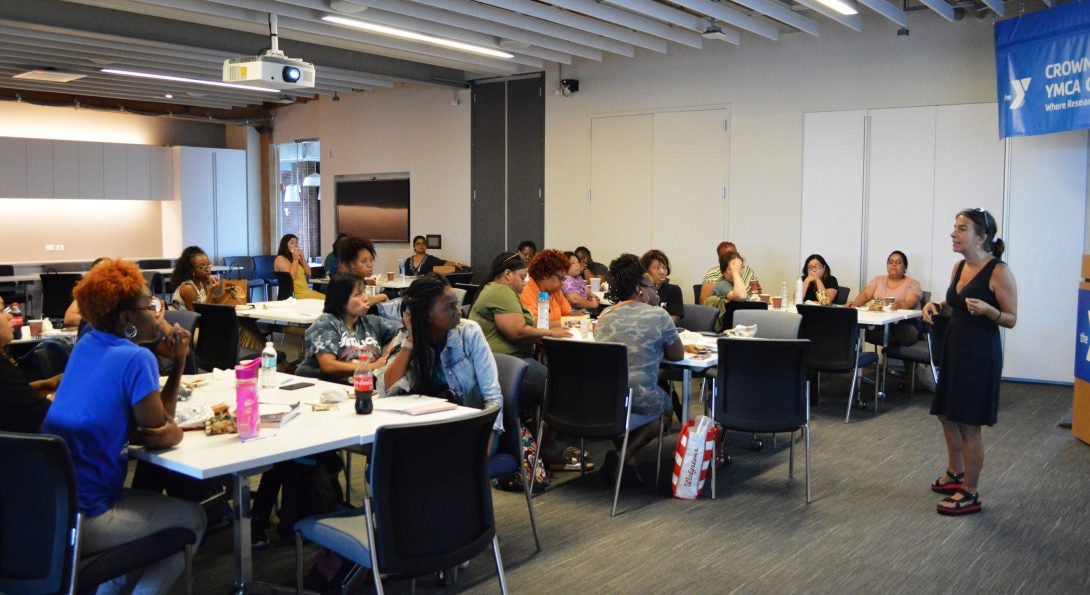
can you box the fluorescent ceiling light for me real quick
[814,0,858,15]
[100,68,279,93]
[322,15,514,59]
[14,70,86,83]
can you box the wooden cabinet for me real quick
[175,146,248,262]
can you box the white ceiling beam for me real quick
[666,0,780,41]
[916,0,956,22]
[725,0,821,36]
[472,0,669,53]
[857,0,908,27]
[0,75,256,109]
[792,0,864,31]
[409,0,630,57]
[601,0,749,45]
[541,0,703,49]
[979,0,1004,16]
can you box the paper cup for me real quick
[758,294,770,303]
[386,271,395,281]
[28,320,43,337]
[771,296,783,309]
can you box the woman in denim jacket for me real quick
[383,273,503,451]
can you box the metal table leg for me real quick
[680,368,692,425]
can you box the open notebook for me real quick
[372,395,458,415]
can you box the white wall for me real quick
[0,101,226,263]
[545,12,1000,292]
[272,85,471,275]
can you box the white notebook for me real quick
[372,395,458,415]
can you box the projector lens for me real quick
[283,66,301,83]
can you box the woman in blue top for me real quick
[42,259,205,593]
[383,273,503,451]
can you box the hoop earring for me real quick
[124,324,138,339]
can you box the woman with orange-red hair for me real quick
[519,249,578,328]
[42,259,206,593]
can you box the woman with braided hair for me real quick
[384,273,504,450]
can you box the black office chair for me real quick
[710,338,812,502]
[136,259,172,270]
[538,338,664,517]
[795,304,879,423]
[692,283,702,305]
[253,256,278,300]
[274,272,294,301]
[716,300,768,332]
[141,271,167,302]
[733,310,802,339]
[222,256,266,302]
[192,303,260,371]
[491,353,541,551]
[885,312,949,394]
[0,431,80,594]
[679,304,718,333]
[453,283,480,309]
[0,264,23,306]
[16,339,71,382]
[833,286,851,305]
[39,272,82,320]
[164,310,201,374]
[294,407,508,594]
[444,271,474,286]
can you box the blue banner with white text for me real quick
[1075,287,1090,383]
[995,2,1090,138]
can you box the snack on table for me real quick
[867,299,885,312]
[205,403,238,435]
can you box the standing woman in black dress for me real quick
[922,208,1017,516]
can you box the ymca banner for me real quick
[995,2,1090,138]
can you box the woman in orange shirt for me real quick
[519,249,576,328]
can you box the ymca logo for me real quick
[1009,77,1031,109]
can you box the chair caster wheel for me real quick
[750,439,763,451]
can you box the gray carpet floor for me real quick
[173,376,1090,594]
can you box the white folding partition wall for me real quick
[590,107,729,296]
[802,102,1087,382]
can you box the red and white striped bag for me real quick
[671,415,718,500]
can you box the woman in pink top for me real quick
[849,250,923,345]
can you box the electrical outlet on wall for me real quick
[55,245,64,251]
[45,244,55,251]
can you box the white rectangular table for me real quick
[129,372,477,592]
[235,299,324,326]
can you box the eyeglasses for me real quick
[135,297,163,314]
[974,208,991,231]
[413,241,426,246]
[193,263,212,271]
[807,263,824,270]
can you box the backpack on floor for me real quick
[493,425,552,494]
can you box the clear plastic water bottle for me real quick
[260,341,277,389]
[537,291,550,330]
[795,278,805,305]
[398,257,407,280]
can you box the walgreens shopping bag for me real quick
[671,415,718,500]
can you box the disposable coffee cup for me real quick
[28,319,43,337]
[386,271,395,281]
[882,296,895,309]
[590,277,602,293]
[771,296,783,309]
[758,294,770,303]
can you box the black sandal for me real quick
[937,488,981,516]
[930,470,964,494]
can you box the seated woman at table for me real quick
[63,257,110,328]
[41,259,205,593]
[799,254,839,305]
[574,246,611,284]
[849,249,923,345]
[519,249,577,327]
[641,249,684,325]
[0,295,61,432]
[296,273,400,382]
[562,251,600,311]
[274,233,325,300]
[170,246,239,310]
[382,274,503,451]
[323,233,348,275]
[595,254,684,486]
[337,236,389,305]
[404,235,468,276]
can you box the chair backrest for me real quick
[920,290,931,308]
[454,283,480,308]
[0,264,13,276]
[679,304,718,333]
[540,338,630,438]
[368,407,498,575]
[192,303,242,371]
[733,310,801,339]
[141,271,165,299]
[795,304,860,371]
[719,300,768,330]
[0,431,80,595]
[222,256,256,280]
[252,255,277,278]
[164,310,201,374]
[16,339,71,382]
[136,259,172,270]
[714,338,810,433]
[492,354,529,466]
[444,271,474,286]
[275,272,294,300]
[692,283,702,305]
[39,273,82,319]
[834,286,851,305]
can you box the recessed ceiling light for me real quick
[164,93,173,99]
[329,0,367,13]
[322,15,513,59]
[100,68,279,93]
[13,69,86,83]
[814,0,858,15]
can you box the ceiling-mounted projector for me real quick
[223,51,314,90]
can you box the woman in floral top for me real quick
[562,251,600,311]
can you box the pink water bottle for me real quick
[235,359,261,441]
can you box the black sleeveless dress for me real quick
[930,258,1004,426]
